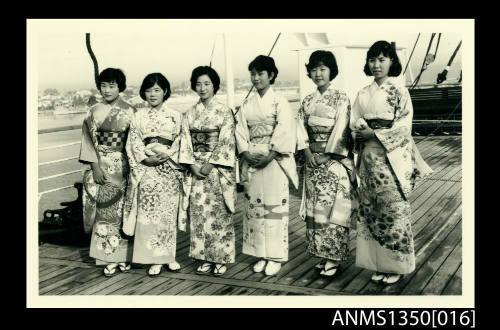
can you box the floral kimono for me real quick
[122,103,185,265]
[79,96,135,265]
[235,87,298,262]
[350,78,432,274]
[179,98,237,264]
[296,87,356,262]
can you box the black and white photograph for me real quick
[27,19,473,308]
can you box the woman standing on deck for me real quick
[122,73,185,277]
[296,50,356,278]
[79,68,135,277]
[235,55,298,277]
[179,66,237,277]
[351,41,432,284]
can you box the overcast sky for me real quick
[32,20,465,92]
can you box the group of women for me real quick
[79,40,432,285]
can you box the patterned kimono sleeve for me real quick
[125,112,147,168]
[296,99,310,151]
[374,87,413,153]
[178,112,196,165]
[349,91,363,132]
[79,111,98,164]
[270,97,297,154]
[324,95,352,157]
[234,102,250,155]
[209,107,236,167]
[163,111,182,165]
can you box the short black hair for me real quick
[190,66,221,94]
[98,68,126,92]
[248,55,279,84]
[305,50,339,81]
[363,40,402,77]
[139,73,171,101]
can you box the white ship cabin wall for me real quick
[291,34,409,104]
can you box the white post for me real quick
[223,33,235,110]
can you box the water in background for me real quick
[38,89,300,131]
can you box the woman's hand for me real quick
[354,127,375,143]
[190,164,207,180]
[253,151,278,169]
[304,148,318,168]
[200,163,214,176]
[91,162,108,185]
[142,154,168,167]
[241,151,263,167]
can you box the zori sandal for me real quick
[167,261,181,273]
[320,263,340,278]
[103,263,119,277]
[118,262,131,273]
[147,264,163,277]
[213,264,227,276]
[196,262,213,275]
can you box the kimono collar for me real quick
[148,101,169,113]
[256,86,275,102]
[369,77,397,92]
[101,95,123,110]
[315,84,336,97]
[196,96,217,110]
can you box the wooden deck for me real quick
[38,135,462,296]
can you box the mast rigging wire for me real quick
[403,33,420,76]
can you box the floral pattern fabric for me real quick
[235,87,298,261]
[179,98,237,264]
[297,87,356,261]
[79,97,135,264]
[122,103,184,264]
[350,78,431,274]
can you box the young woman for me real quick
[122,73,185,277]
[350,41,432,284]
[296,50,356,277]
[179,66,237,276]
[235,55,298,276]
[79,68,135,277]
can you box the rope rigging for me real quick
[410,33,436,89]
[436,40,462,84]
[85,33,99,89]
[403,33,420,76]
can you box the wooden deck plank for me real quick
[125,277,173,295]
[400,222,462,295]
[39,264,64,277]
[176,281,214,295]
[229,286,259,295]
[142,278,185,295]
[441,264,462,295]
[192,283,227,295]
[160,280,200,295]
[39,265,74,283]
[39,267,85,292]
[421,244,462,295]
[109,275,156,295]
[76,273,131,295]
[94,273,146,295]
[42,268,102,295]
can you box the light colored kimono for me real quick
[350,78,432,274]
[235,87,298,262]
[122,103,185,264]
[297,86,356,261]
[179,98,237,264]
[79,96,135,265]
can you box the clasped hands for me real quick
[304,149,331,168]
[190,163,214,180]
[242,150,277,169]
[142,151,169,167]
[354,126,375,143]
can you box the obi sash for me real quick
[248,120,275,144]
[143,136,173,147]
[366,119,393,129]
[306,116,334,154]
[97,131,126,151]
[190,128,219,152]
